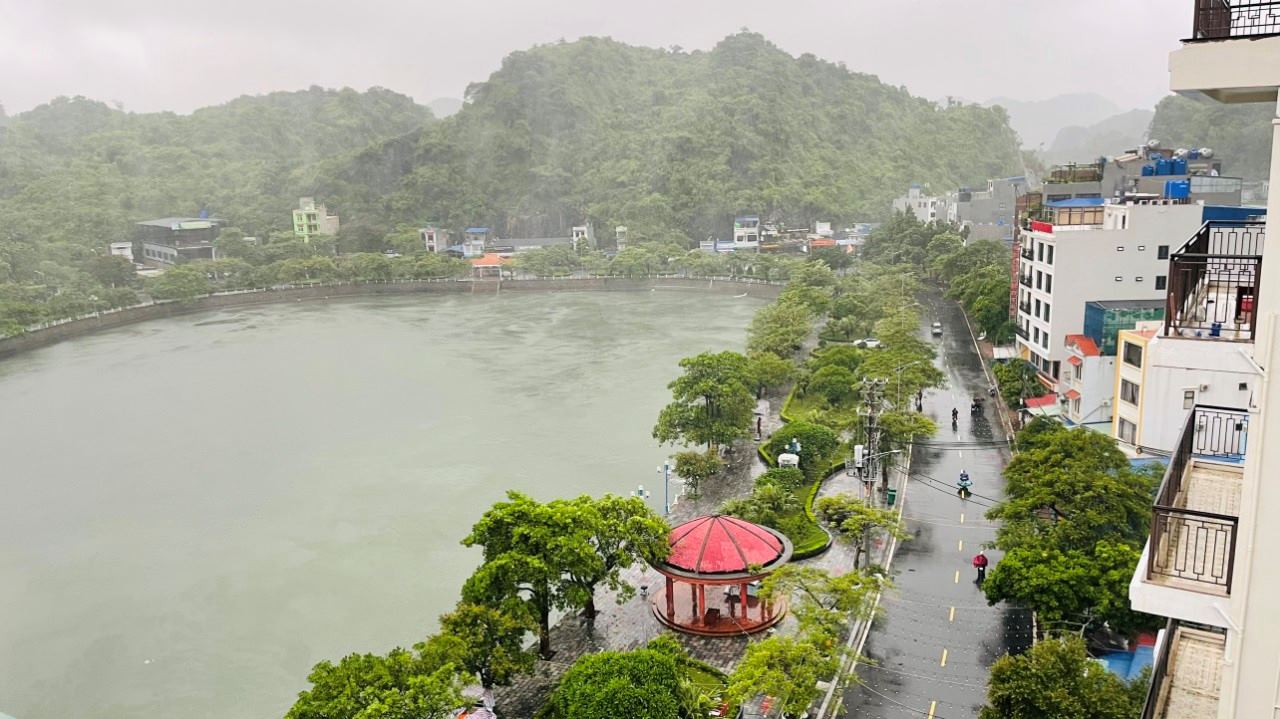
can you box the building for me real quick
[948,176,1031,244]
[1061,334,1114,427]
[292,197,339,241]
[892,184,940,223]
[108,241,134,263]
[571,224,595,252]
[420,226,448,253]
[733,215,761,251]
[1129,10,1279,719]
[135,217,224,265]
[1014,200,1210,386]
[614,226,628,253]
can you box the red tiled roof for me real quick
[666,515,785,574]
[1064,389,1081,400]
[1066,355,1083,367]
[1025,394,1059,409]
[809,238,836,247]
[470,252,508,267]
[1065,334,1100,357]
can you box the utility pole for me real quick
[863,379,886,507]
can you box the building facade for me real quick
[135,217,223,266]
[1062,334,1114,427]
[892,184,940,223]
[292,197,339,241]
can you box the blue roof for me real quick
[1045,197,1105,208]
[446,244,466,252]
[465,227,490,233]
[1203,205,1267,222]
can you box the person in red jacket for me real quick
[973,551,989,583]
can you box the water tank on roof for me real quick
[1200,148,1214,159]
[1148,139,1161,149]
[1189,149,1201,159]
[1165,179,1191,200]
[1174,148,1189,158]
[1141,164,1155,177]
[1155,158,1172,175]
[1172,157,1188,175]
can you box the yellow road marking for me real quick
[949,606,955,622]
[958,539,964,552]
[940,648,948,667]
[928,700,937,718]
[960,513,965,523]
[954,570,960,584]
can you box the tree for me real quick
[993,359,1047,408]
[85,254,136,288]
[559,494,670,620]
[285,649,466,719]
[747,299,813,357]
[764,421,840,480]
[808,364,859,406]
[672,450,723,499]
[653,351,756,450]
[816,494,909,568]
[552,648,681,719]
[461,491,576,658]
[719,483,800,529]
[762,565,884,646]
[745,350,795,398]
[980,637,1147,719]
[437,603,536,689]
[754,466,807,492]
[726,636,836,718]
[147,264,211,301]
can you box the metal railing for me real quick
[1020,245,1034,260]
[1141,619,1177,719]
[1018,302,1031,315]
[1019,273,1033,288]
[1164,221,1265,341]
[1014,324,1029,340]
[1190,0,1280,40]
[1147,405,1247,592]
[1045,162,1104,184]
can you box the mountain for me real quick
[427,97,464,118]
[1044,109,1154,164]
[1149,94,1274,185]
[987,93,1124,149]
[313,33,1024,243]
[0,86,432,244]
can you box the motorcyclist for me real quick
[957,470,973,497]
[951,407,959,422]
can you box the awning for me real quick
[1023,394,1062,417]
[992,345,1019,360]
[1064,389,1081,400]
[1067,355,1083,367]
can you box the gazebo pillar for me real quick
[665,577,675,620]
[740,582,748,616]
[697,585,707,624]
[690,583,698,616]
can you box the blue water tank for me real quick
[1165,179,1191,199]
[1141,164,1155,177]
[1155,158,1172,175]
[1172,157,1188,175]
[1189,149,1201,160]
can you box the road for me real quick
[837,293,1033,719]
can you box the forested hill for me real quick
[1149,94,1274,185]
[315,33,1024,244]
[0,87,433,244]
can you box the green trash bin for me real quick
[886,488,898,507]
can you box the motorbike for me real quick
[957,472,973,498]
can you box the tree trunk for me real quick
[538,612,552,659]
[584,594,598,620]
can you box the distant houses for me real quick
[292,197,340,242]
[136,217,224,266]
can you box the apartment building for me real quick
[1131,6,1280,719]
[733,215,761,251]
[292,197,340,242]
[891,184,940,223]
[135,217,224,265]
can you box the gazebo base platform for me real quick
[649,585,787,637]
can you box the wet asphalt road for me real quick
[838,293,1034,719]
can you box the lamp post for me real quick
[657,460,673,516]
[632,484,651,503]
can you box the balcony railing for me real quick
[1147,405,1247,592]
[1018,302,1031,315]
[1141,620,1226,719]
[1020,245,1034,260]
[1045,162,1104,184]
[1014,324,1029,340]
[1190,0,1280,41]
[1164,220,1264,341]
[1019,273,1032,288]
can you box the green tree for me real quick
[764,421,840,480]
[552,648,681,719]
[147,264,211,301]
[762,564,884,646]
[816,494,909,568]
[559,494,670,620]
[85,254,136,288]
[672,450,724,499]
[745,350,795,398]
[993,359,1047,408]
[726,636,836,718]
[980,637,1147,719]
[286,650,465,719]
[437,603,536,689]
[754,466,807,492]
[653,351,756,450]
[808,364,859,406]
[747,299,813,357]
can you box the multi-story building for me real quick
[571,224,595,252]
[1130,7,1279,719]
[420,226,448,253]
[108,241,135,263]
[1061,333,1114,428]
[1014,200,1210,386]
[949,176,1031,244]
[135,217,224,265]
[614,226,628,253]
[292,197,340,241]
[892,184,940,223]
[733,215,761,251]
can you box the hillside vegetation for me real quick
[1149,94,1274,184]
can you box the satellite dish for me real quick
[1200,148,1214,158]
[1147,139,1161,149]
[1174,148,1189,158]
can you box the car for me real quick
[855,337,882,349]
[931,322,943,336]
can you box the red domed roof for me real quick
[665,515,787,575]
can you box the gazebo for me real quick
[649,514,792,636]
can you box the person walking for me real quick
[973,550,989,583]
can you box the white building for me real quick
[733,215,761,251]
[571,224,595,252]
[108,241,134,263]
[892,184,940,223]
[1061,334,1114,427]
[1014,200,1209,387]
[614,225,628,252]
[292,197,340,241]
[1128,14,1279,719]
[420,225,447,253]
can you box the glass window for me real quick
[1045,274,1053,293]
[1123,342,1143,367]
[1183,389,1196,410]
[1035,299,1041,317]
[1044,303,1050,321]
[1119,418,1137,444]
[1037,243,1043,261]
[1046,246,1054,265]
[1036,271,1042,290]
[1135,276,1144,283]
[1072,398,1081,414]
[1120,379,1140,405]
[1158,245,1170,260]
[1156,276,1167,290]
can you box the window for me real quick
[1052,360,1060,379]
[1117,246,1126,252]
[1035,299,1041,318]
[1155,276,1167,290]
[1183,389,1196,410]
[1036,271,1043,290]
[1046,246,1054,265]
[1115,276,1124,282]
[1123,342,1143,367]
[1119,418,1137,444]
[1240,382,1250,391]
[1045,274,1052,293]
[1072,398,1081,415]
[1120,379,1140,405]
[1044,303,1050,321]
[1033,327,1041,344]
[1074,363,1082,382]
[1158,245,1170,259]
[1037,242,1044,261]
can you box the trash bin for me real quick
[1211,322,1223,337]
[886,488,898,507]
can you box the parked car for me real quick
[931,322,943,336]
[855,337,882,349]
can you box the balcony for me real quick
[1045,161,1104,184]
[1020,245,1034,261]
[1163,220,1264,342]
[1014,324,1029,340]
[1018,301,1031,315]
[1019,273,1032,288]
[1141,620,1225,719]
[1145,405,1246,600]
[1190,0,1280,41]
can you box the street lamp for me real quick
[657,460,673,516]
[632,484,651,502]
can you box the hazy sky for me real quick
[0,0,1190,115]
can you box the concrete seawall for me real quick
[0,277,782,360]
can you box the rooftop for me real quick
[664,515,788,575]
[1088,299,1167,311]
[1065,334,1101,357]
[137,217,222,228]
